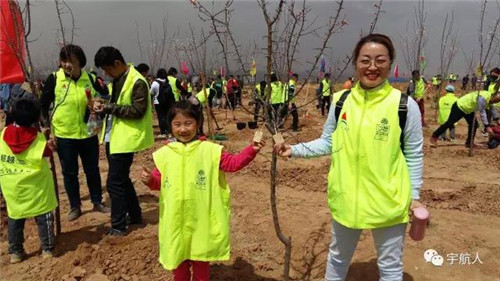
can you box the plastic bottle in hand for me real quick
[409,207,429,241]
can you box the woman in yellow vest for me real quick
[438,85,458,141]
[93,46,154,236]
[40,44,109,222]
[140,101,264,280]
[275,34,424,281]
[0,99,58,263]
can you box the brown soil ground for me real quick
[0,83,499,281]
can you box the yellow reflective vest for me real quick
[438,93,458,125]
[0,129,58,219]
[101,66,154,154]
[432,76,439,86]
[287,79,297,103]
[51,68,97,139]
[456,90,492,114]
[329,81,411,229]
[153,140,231,270]
[270,81,284,104]
[196,87,212,106]
[322,79,331,96]
[414,77,426,99]
[167,76,181,101]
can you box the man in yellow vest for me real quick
[167,67,189,102]
[320,73,332,116]
[269,73,285,126]
[0,99,58,263]
[408,70,428,126]
[431,88,500,147]
[287,73,299,131]
[93,46,154,236]
[486,68,500,126]
[432,75,440,90]
[253,80,266,122]
[438,85,458,141]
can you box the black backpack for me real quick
[156,79,175,110]
[334,90,409,151]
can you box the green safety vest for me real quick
[322,79,331,96]
[0,129,57,219]
[414,78,426,99]
[187,83,192,94]
[438,93,458,125]
[255,84,264,100]
[456,90,492,114]
[432,76,439,86]
[107,83,113,95]
[196,87,212,106]
[270,81,284,104]
[167,76,181,101]
[52,68,97,139]
[153,140,231,270]
[287,79,297,103]
[329,81,411,229]
[100,66,154,154]
[487,80,500,108]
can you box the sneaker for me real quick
[10,253,24,264]
[107,228,127,237]
[93,203,110,213]
[67,207,82,221]
[42,250,54,259]
[429,137,438,147]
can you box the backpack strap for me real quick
[398,93,408,152]
[334,90,351,124]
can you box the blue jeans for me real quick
[56,135,103,209]
[8,211,55,254]
[325,219,407,281]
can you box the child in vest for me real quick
[438,85,458,141]
[140,101,265,281]
[0,98,58,264]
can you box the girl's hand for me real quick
[273,143,292,158]
[140,166,151,186]
[253,140,266,152]
[409,199,424,218]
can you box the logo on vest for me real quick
[338,112,348,131]
[163,177,172,188]
[374,118,390,141]
[195,170,207,190]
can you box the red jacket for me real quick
[2,124,52,157]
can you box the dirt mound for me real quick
[421,184,500,216]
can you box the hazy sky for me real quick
[24,0,500,79]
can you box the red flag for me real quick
[393,63,399,78]
[0,1,26,83]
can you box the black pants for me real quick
[105,143,141,231]
[269,104,287,127]
[235,89,242,106]
[432,102,478,145]
[57,136,102,209]
[226,94,236,110]
[8,211,54,254]
[321,96,331,116]
[154,104,168,135]
[290,103,299,131]
[254,101,263,121]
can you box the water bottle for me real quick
[409,207,429,241]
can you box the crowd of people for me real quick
[0,32,498,281]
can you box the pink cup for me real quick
[409,207,429,241]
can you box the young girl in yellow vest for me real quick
[0,99,58,264]
[140,101,265,281]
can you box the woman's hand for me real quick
[253,140,266,152]
[273,143,292,158]
[410,199,424,218]
[93,99,105,113]
[140,166,151,186]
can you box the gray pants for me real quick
[325,219,407,281]
[8,211,55,254]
